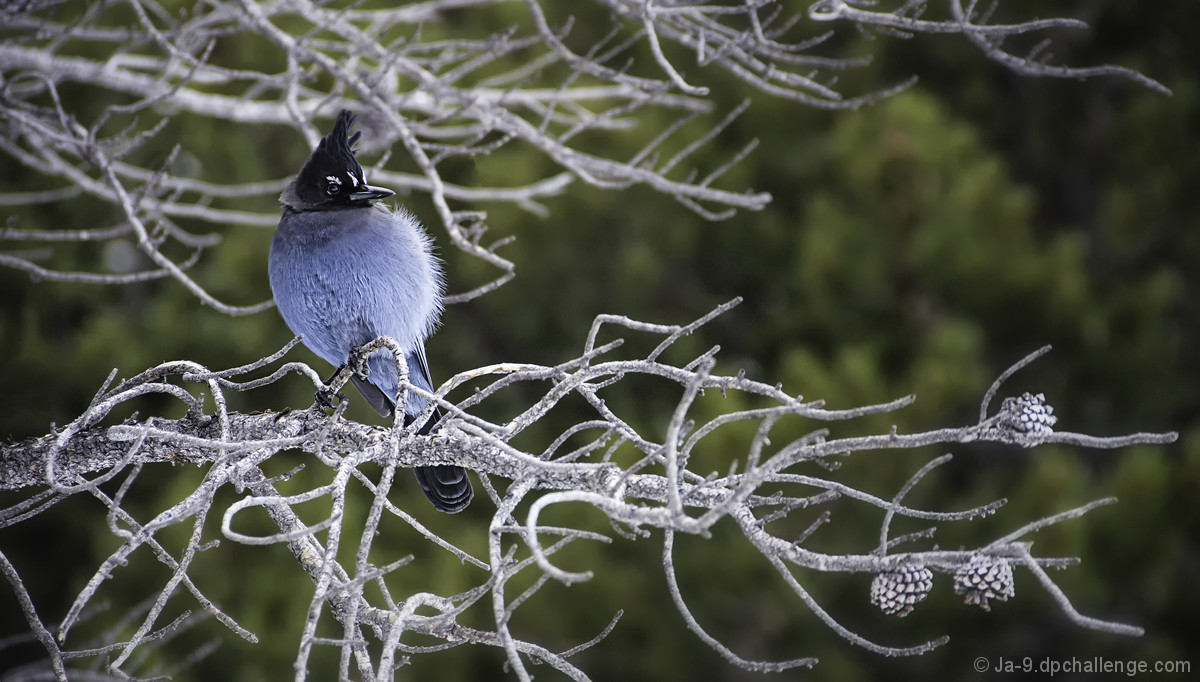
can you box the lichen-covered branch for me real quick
[0,303,1177,678]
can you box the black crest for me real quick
[287,110,372,209]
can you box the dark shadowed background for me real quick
[1,1,1196,679]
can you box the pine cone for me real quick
[998,392,1057,436]
[954,555,1015,611]
[870,564,933,617]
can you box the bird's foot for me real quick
[347,345,372,379]
[315,385,346,411]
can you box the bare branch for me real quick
[0,1,1174,678]
[0,304,1176,675]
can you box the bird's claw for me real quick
[315,385,346,411]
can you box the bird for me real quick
[268,109,473,513]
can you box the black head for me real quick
[281,110,394,211]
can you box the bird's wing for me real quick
[409,341,435,393]
[350,373,393,418]
[407,342,443,434]
[348,341,435,419]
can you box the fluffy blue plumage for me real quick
[269,110,472,513]
[270,205,443,410]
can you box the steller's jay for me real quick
[269,110,472,513]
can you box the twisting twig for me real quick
[0,301,1179,677]
[0,2,1176,678]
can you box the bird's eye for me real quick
[324,175,343,197]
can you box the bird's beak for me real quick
[349,185,395,202]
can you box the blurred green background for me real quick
[1,1,1196,679]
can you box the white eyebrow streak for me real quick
[325,175,342,185]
